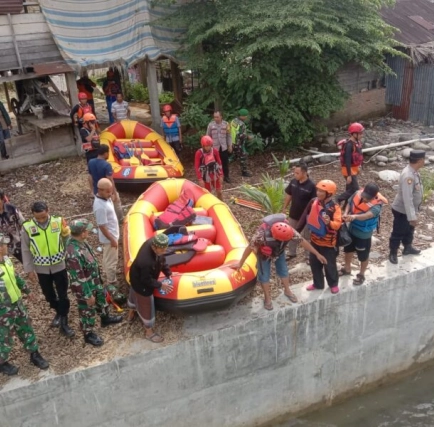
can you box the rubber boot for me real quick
[30,351,49,370]
[389,251,398,264]
[51,313,61,328]
[402,245,421,255]
[59,316,75,338]
[0,361,18,376]
[101,314,123,328]
[84,332,104,347]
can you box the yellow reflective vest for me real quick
[0,257,21,304]
[23,216,66,266]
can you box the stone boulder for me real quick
[378,170,401,182]
[375,155,388,163]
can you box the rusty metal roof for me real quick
[382,0,434,45]
[0,0,23,15]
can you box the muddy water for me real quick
[266,364,434,427]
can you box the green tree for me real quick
[154,0,402,146]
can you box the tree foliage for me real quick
[154,0,402,146]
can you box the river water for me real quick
[267,363,434,427]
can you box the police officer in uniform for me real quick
[389,150,425,264]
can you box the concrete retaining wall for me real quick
[2,251,434,427]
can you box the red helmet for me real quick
[78,92,87,100]
[83,113,96,122]
[316,179,337,195]
[348,122,364,134]
[200,135,213,147]
[271,222,294,241]
[163,104,172,112]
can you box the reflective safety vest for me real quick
[0,257,21,304]
[349,190,388,234]
[162,115,180,139]
[23,216,66,266]
[230,118,246,145]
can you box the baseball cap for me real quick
[361,183,379,201]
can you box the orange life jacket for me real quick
[350,190,388,215]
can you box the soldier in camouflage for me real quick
[0,233,49,376]
[65,219,122,347]
[230,108,253,177]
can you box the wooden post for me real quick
[3,83,11,112]
[170,60,183,104]
[64,71,82,154]
[146,58,162,133]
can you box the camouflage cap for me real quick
[152,233,169,248]
[70,219,93,235]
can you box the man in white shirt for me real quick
[111,93,131,122]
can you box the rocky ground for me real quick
[1,116,434,386]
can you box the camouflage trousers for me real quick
[0,301,38,364]
[71,283,109,333]
[232,143,249,172]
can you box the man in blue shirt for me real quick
[88,145,123,223]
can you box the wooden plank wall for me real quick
[0,13,63,72]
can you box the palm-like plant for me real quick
[271,153,290,180]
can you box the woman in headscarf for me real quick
[127,234,173,343]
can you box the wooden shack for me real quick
[0,1,80,172]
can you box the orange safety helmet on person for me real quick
[83,113,96,122]
[163,104,172,112]
[270,222,294,241]
[200,135,213,147]
[78,92,88,100]
[316,180,336,195]
[348,122,364,134]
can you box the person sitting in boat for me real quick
[194,135,224,200]
[127,234,173,343]
[234,214,327,311]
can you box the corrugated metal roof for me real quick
[409,64,434,124]
[385,55,406,106]
[382,0,434,45]
[0,0,23,15]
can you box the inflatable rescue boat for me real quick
[123,179,257,314]
[99,120,184,185]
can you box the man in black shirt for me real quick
[282,163,316,261]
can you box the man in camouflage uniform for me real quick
[65,219,122,347]
[230,108,253,177]
[0,232,49,376]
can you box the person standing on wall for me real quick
[102,69,120,124]
[0,100,11,160]
[389,150,425,264]
[80,113,100,164]
[235,215,327,311]
[111,93,131,123]
[88,145,123,223]
[0,233,49,376]
[297,180,342,294]
[336,123,364,205]
[21,202,75,337]
[161,104,182,156]
[282,163,316,263]
[341,183,388,285]
[76,72,96,114]
[65,219,123,347]
[206,111,233,183]
[230,109,253,177]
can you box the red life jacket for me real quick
[259,214,290,258]
[338,139,363,167]
[77,103,93,119]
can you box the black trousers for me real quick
[219,148,230,179]
[337,175,359,204]
[169,141,182,157]
[309,242,339,289]
[389,209,414,252]
[37,269,70,316]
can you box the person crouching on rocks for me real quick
[195,135,224,200]
[0,232,49,376]
[234,215,327,311]
[341,183,387,286]
[127,234,173,343]
[297,180,342,294]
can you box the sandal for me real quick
[145,333,164,343]
[353,274,365,286]
[339,268,351,277]
[264,301,273,311]
[284,292,298,303]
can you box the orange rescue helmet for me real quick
[348,122,364,134]
[83,113,96,122]
[200,135,213,147]
[316,180,337,195]
[270,222,294,241]
[163,104,172,113]
[78,92,88,100]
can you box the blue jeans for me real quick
[0,128,10,158]
[257,252,289,283]
[105,96,116,124]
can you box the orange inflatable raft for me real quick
[123,179,257,313]
[99,120,184,185]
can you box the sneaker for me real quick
[306,284,318,291]
[330,286,340,294]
